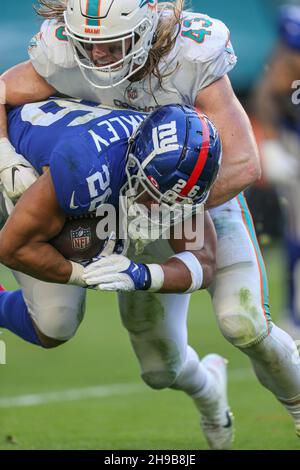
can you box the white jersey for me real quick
[25,12,272,366]
[28,11,237,112]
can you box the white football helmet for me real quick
[64,0,158,88]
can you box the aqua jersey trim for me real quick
[237,193,271,325]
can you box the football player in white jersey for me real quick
[2,99,231,451]
[1,0,300,443]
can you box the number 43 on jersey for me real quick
[181,17,213,44]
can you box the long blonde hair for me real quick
[135,1,184,83]
[34,0,67,18]
[34,0,185,93]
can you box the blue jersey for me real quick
[8,98,146,216]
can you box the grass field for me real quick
[0,243,299,450]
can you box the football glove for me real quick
[83,254,151,292]
[67,232,117,287]
[0,138,39,201]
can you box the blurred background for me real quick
[0,0,292,86]
[1,0,300,450]
[2,0,298,87]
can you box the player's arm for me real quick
[253,48,300,184]
[0,62,55,200]
[2,60,55,108]
[83,211,217,293]
[0,170,83,285]
[254,47,300,137]
[195,75,261,208]
[157,211,216,292]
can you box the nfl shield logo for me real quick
[127,87,138,100]
[71,226,92,251]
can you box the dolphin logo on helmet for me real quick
[140,0,156,9]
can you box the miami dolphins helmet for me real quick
[64,0,158,88]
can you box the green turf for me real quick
[0,244,300,450]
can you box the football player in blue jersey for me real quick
[2,1,300,446]
[0,99,234,449]
[254,5,300,331]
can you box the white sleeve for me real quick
[192,39,237,92]
[28,19,75,80]
[172,13,237,104]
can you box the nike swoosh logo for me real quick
[223,410,233,429]
[70,191,79,210]
[11,166,20,192]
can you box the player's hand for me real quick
[0,138,39,201]
[260,139,300,185]
[80,231,118,267]
[83,254,151,292]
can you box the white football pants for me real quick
[12,194,300,409]
[13,195,270,349]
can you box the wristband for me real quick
[146,263,165,292]
[171,252,203,293]
[67,261,86,287]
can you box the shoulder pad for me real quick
[28,19,75,77]
[50,136,112,216]
[179,12,233,63]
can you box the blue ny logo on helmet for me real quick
[125,104,222,209]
